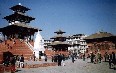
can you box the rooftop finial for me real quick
[19,3,21,5]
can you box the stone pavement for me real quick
[16,59,116,73]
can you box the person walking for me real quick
[109,54,112,69]
[99,54,102,63]
[111,52,116,69]
[20,55,24,68]
[83,53,85,61]
[33,52,36,61]
[104,52,108,62]
[90,52,95,63]
[44,54,47,62]
[16,55,20,68]
[57,54,62,66]
[71,54,75,63]
[62,54,65,66]
[51,54,54,62]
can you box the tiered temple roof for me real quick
[3,12,35,23]
[50,29,71,51]
[0,3,40,39]
[51,29,68,39]
[10,4,30,12]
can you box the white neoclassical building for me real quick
[44,39,52,50]
[67,34,88,54]
[43,34,88,54]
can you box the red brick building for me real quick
[85,31,116,55]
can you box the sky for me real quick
[0,0,116,39]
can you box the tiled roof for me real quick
[10,4,30,11]
[85,31,114,39]
[51,35,67,39]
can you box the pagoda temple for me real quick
[84,31,116,55]
[0,3,39,40]
[49,30,71,55]
[0,3,40,63]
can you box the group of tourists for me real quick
[87,52,102,64]
[81,51,116,70]
[51,52,78,66]
[29,54,36,61]
[3,50,115,70]
[51,54,65,66]
[15,55,24,68]
[29,53,48,62]
[3,54,25,68]
[104,52,116,69]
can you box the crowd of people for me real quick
[3,54,24,68]
[51,54,65,66]
[80,51,116,70]
[2,50,115,70]
[51,52,78,66]
[15,55,24,68]
[86,52,102,64]
[104,52,116,69]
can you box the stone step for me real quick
[24,62,57,68]
[0,39,34,61]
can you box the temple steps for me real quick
[29,41,34,46]
[0,39,34,63]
